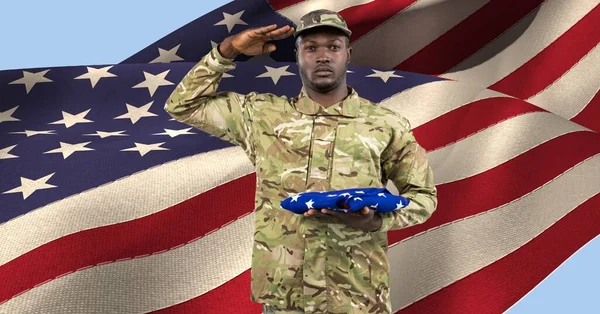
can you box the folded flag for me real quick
[281,187,410,214]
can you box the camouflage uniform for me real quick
[164,11,437,314]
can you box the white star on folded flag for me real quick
[9,70,53,93]
[305,199,315,209]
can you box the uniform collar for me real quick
[293,86,361,117]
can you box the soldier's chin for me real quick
[311,78,337,93]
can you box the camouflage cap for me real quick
[294,9,352,37]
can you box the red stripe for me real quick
[396,0,545,75]
[413,97,544,151]
[268,0,305,11]
[489,5,600,99]
[339,0,418,42]
[571,89,600,133]
[397,192,600,314]
[0,174,256,304]
[152,270,261,314]
[387,132,600,246]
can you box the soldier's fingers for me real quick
[265,25,293,39]
[253,24,278,36]
[304,209,325,217]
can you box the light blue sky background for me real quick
[1,1,598,313]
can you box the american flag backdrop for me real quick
[1,0,599,313]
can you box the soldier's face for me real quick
[297,29,351,93]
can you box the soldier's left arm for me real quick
[376,115,438,232]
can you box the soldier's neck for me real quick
[305,84,349,108]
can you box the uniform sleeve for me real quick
[164,46,255,161]
[376,115,438,232]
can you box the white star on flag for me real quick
[377,193,387,198]
[0,145,18,160]
[49,109,93,128]
[214,10,248,33]
[366,69,403,83]
[355,191,365,194]
[114,101,158,124]
[150,44,185,63]
[44,141,94,159]
[256,66,295,85]
[83,130,128,138]
[291,194,301,202]
[372,203,379,209]
[9,70,53,93]
[305,199,315,209]
[0,106,20,123]
[353,197,363,201]
[10,130,57,137]
[132,70,174,97]
[2,173,57,200]
[121,142,169,156]
[74,66,117,88]
[153,127,196,138]
[339,193,351,197]
[395,202,404,210]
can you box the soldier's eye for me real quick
[305,46,315,51]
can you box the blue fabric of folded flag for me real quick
[280,187,410,214]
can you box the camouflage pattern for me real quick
[294,9,352,38]
[164,46,437,314]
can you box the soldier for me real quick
[165,9,437,314]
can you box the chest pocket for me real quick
[271,117,314,195]
[331,121,388,189]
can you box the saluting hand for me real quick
[304,206,383,232]
[219,24,294,58]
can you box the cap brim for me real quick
[293,24,351,37]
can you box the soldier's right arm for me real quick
[164,45,255,157]
[165,24,294,159]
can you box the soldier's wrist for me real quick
[217,39,240,59]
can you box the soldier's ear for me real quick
[347,47,352,64]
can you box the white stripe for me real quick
[0,213,256,313]
[428,111,591,185]
[276,0,375,25]
[4,153,598,313]
[442,0,599,86]
[349,0,490,68]
[0,146,254,266]
[379,80,510,128]
[527,43,600,119]
[389,154,600,311]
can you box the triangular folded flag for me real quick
[281,187,410,214]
